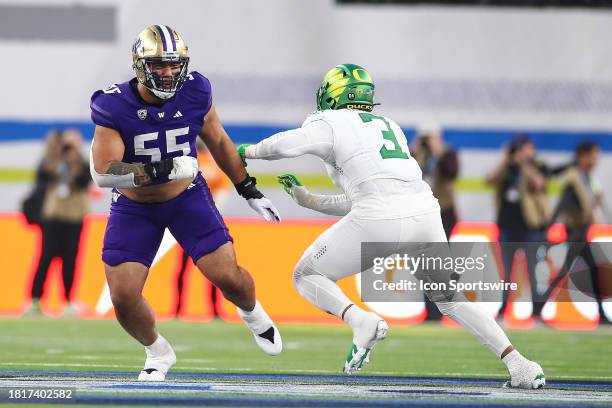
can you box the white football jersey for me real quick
[302,109,422,192]
[247,109,439,218]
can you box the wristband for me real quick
[235,175,264,199]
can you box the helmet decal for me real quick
[155,25,176,52]
[352,68,371,82]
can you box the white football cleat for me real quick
[505,359,546,389]
[344,314,388,375]
[138,335,176,382]
[237,301,282,356]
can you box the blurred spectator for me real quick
[548,141,609,323]
[412,123,459,238]
[174,140,230,318]
[21,130,62,226]
[24,129,91,317]
[486,134,550,319]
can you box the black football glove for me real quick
[143,157,199,181]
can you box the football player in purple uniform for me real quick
[89,25,282,381]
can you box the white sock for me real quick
[144,334,171,357]
[436,301,512,357]
[237,300,260,316]
[294,274,353,318]
[344,304,383,348]
[343,304,369,330]
[237,300,272,334]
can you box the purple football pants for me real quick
[102,173,232,268]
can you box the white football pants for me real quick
[293,210,512,357]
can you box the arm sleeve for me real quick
[245,119,334,160]
[290,185,351,216]
[88,143,137,188]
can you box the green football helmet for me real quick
[316,64,375,112]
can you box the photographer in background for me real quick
[24,129,91,317]
[486,134,550,320]
[549,141,609,323]
[555,141,604,240]
[412,124,459,238]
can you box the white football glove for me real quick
[236,175,281,222]
[247,197,281,222]
[168,156,199,180]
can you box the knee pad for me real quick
[293,256,314,287]
[293,250,333,288]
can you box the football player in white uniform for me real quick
[238,64,545,388]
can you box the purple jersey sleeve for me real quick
[90,87,120,130]
[184,71,213,117]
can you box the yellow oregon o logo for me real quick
[352,68,370,82]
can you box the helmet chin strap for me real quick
[149,87,175,100]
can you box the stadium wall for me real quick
[1,213,610,329]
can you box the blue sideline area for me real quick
[1,120,612,152]
[1,370,610,408]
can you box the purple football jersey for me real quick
[90,71,212,185]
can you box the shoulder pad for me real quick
[90,85,122,129]
[301,110,329,128]
[182,71,213,113]
[184,71,212,97]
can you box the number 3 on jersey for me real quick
[359,112,410,160]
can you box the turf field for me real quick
[0,318,610,406]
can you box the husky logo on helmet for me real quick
[316,64,375,112]
[132,25,190,100]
